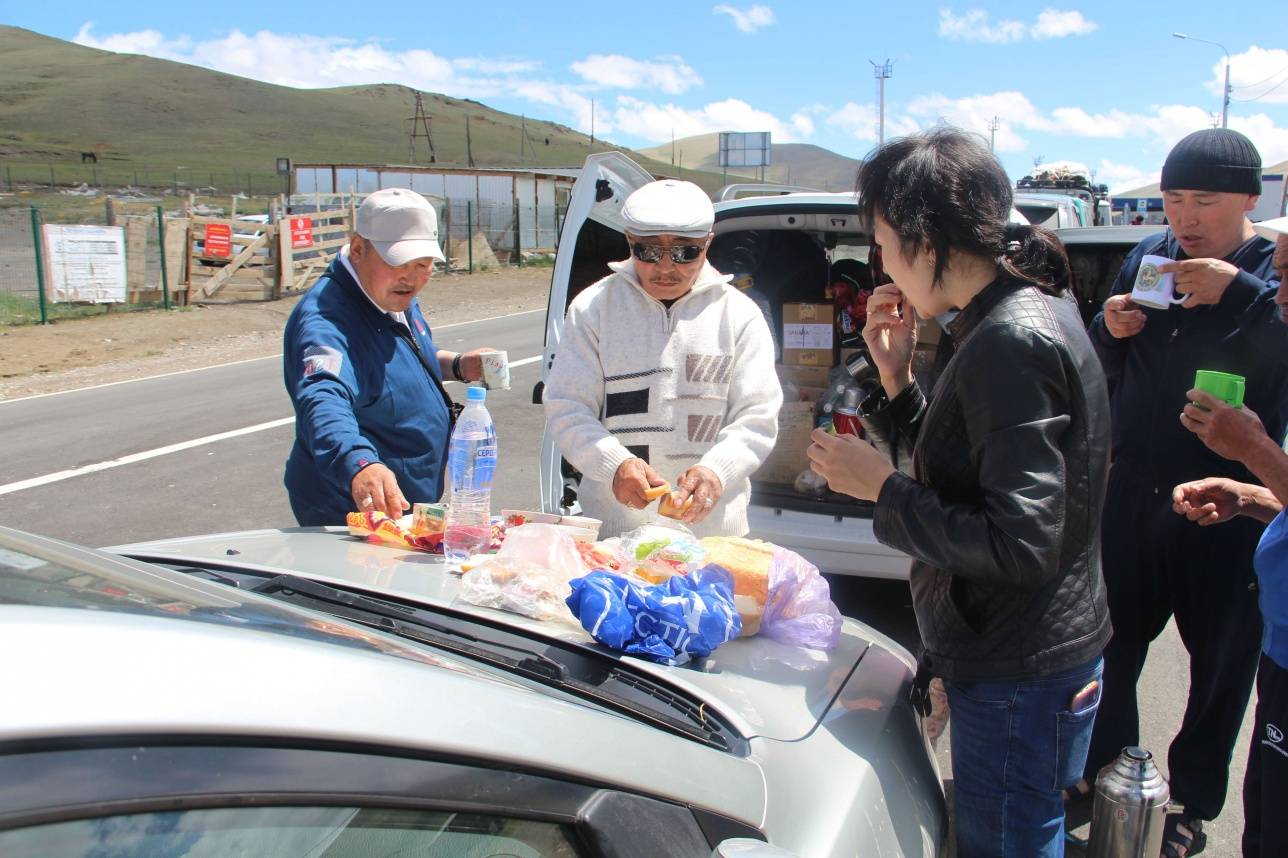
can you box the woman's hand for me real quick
[806,428,896,502]
[862,284,917,398]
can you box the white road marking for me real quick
[0,308,545,405]
[0,354,543,494]
[0,418,296,496]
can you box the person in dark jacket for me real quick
[1081,130,1287,858]
[808,128,1111,858]
[283,188,493,526]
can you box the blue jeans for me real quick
[947,656,1104,858]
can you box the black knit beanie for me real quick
[1160,129,1262,194]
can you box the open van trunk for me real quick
[540,158,904,526]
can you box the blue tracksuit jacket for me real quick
[283,258,452,526]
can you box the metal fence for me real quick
[2,163,285,197]
[0,196,566,325]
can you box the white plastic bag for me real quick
[458,523,587,622]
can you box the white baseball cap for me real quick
[355,188,446,265]
[1253,216,1288,241]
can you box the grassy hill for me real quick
[0,26,723,192]
[640,133,864,193]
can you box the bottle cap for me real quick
[467,386,487,402]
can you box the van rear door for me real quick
[538,153,654,514]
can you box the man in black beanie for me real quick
[1083,128,1288,857]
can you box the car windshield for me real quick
[0,532,472,673]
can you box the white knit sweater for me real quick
[544,259,782,538]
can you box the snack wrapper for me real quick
[346,511,443,553]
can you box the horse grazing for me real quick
[80,152,98,164]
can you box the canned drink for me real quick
[833,406,863,436]
[480,350,510,390]
[833,388,864,437]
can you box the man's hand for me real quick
[455,349,491,383]
[806,428,896,502]
[1159,258,1239,308]
[1179,390,1265,462]
[1102,293,1146,339]
[1171,478,1245,526]
[612,457,669,511]
[351,463,410,518]
[669,466,724,525]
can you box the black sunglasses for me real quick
[630,241,706,264]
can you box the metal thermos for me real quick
[1086,746,1170,858]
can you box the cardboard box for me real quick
[782,302,837,366]
[776,363,832,390]
[754,400,817,485]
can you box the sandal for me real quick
[1161,813,1206,858]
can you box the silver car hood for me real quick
[111,527,910,743]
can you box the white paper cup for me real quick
[480,349,510,390]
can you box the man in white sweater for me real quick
[544,179,781,538]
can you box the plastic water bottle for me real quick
[444,386,497,563]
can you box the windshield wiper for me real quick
[248,574,744,754]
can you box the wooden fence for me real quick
[187,209,351,302]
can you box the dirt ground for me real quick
[0,266,552,400]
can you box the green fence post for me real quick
[513,200,522,267]
[133,170,139,188]
[443,204,451,271]
[467,201,473,274]
[5,166,11,192]
[30,207,48,325]
[48,165,55,189]
[156,205,170,311]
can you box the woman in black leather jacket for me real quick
[808,128,1112,858]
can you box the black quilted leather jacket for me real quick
[867,277,1112,682]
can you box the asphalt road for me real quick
[0,304,1256,856]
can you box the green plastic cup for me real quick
[1194,370,1245,408]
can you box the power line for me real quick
[1231,63,1288,89]
[1231,68,1288,102]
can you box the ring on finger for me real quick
[702,497,714,508]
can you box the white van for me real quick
[1013,192,1089,229]
[536,152,911,579]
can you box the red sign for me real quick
[289,216,314,249]
[205,223,232,258]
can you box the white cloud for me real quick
[1208,46,1288,106]
[937,9,1026,44]
[713,4,776,34]
[824,102,919,144]
[937,8,1097,43]
[1096,159,1159,194]
[790,111,816,137]
[610,95,804,143]
[74,23,191,59]
[570,54,701,95]
[1030,9,1098,39]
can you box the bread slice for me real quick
[700,536,774,636]
[643,483,671,501]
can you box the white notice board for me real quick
[43,224,127,303]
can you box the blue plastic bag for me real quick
[566,565,743,665]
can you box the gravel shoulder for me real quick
[0,266,552,400]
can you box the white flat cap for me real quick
[621,179,714,238]
[1253,216,1288,241]
[355,188,445,265]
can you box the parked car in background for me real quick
[0,524,946,857]
[1014,191,1089,229]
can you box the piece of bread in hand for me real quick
[658,493,695,519]
[643,483,671,501]
[700,536,774,636]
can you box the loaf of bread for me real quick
[699,536,774,636]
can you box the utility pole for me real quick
[407,91,437,163]
[987,116,1001,152]
[870,60,893,145]
[590,100,596,146]
[1173,33,1231,129]
[465,115,475,168]
[671,129,676,165]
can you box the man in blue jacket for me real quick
[283,188,489,526]
[1081,129,1287,856]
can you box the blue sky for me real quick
[8,2,1288,192]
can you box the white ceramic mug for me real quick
[1130,254,1185,309]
